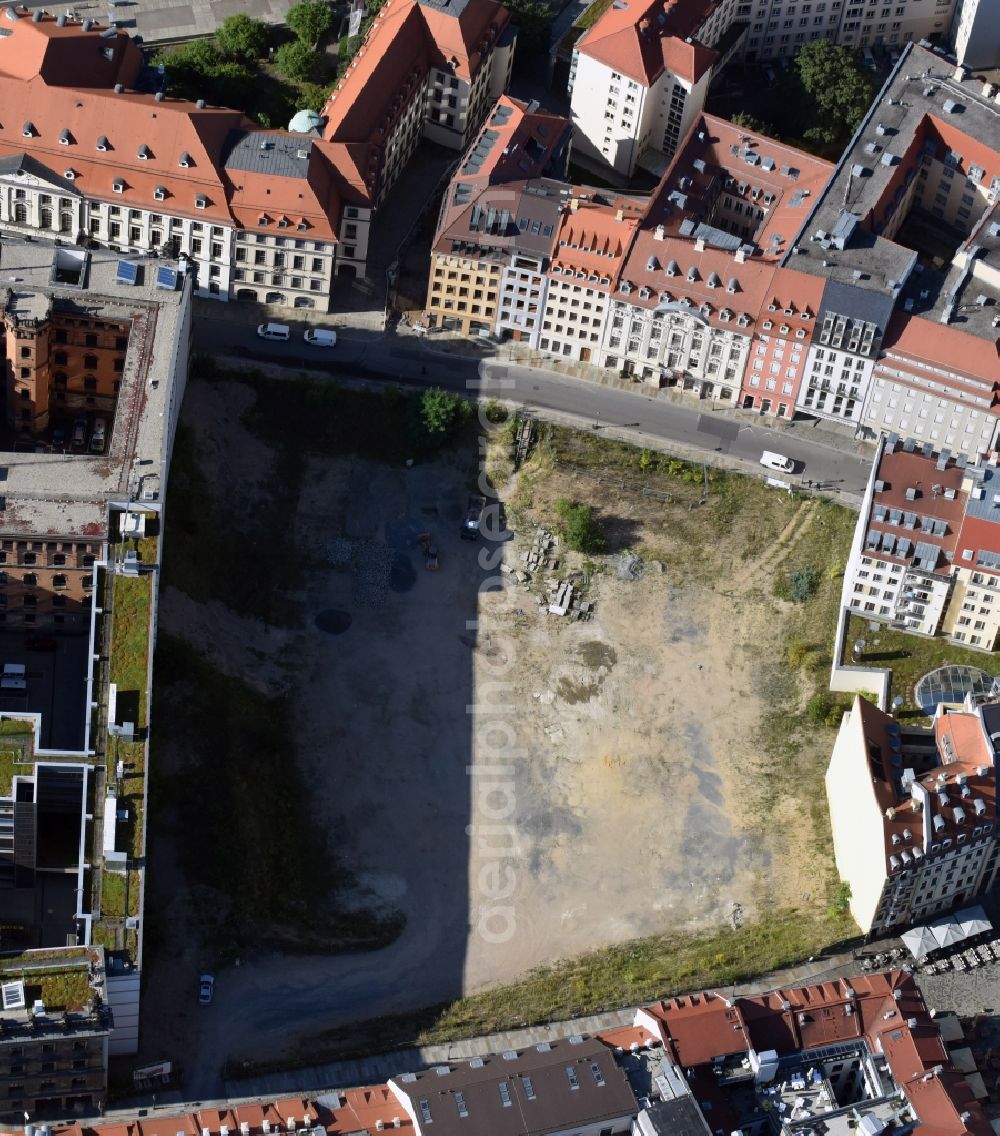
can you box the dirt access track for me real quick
[143,378,846,1093]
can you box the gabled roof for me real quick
[321,0,510,156]
[574,0,718,87]
[0,7,143,87]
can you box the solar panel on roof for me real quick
[116,260,138,286]
[155,265,178,291]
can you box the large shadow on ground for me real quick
[139,370,491,1098]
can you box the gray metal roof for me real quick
[0,151,82,195]
[223,131,314,179]
[817,279,896,335]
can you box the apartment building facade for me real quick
[320,0,515,208]
[951,0,1000,68]
[743,0,956,60]
[827,694,1000,935]
[425,98,573,336]
[841,435,1000,650]
[567,0,719,177]
[0,10,380,308]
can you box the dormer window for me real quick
[59,128,72,146]
[112,178,125,194]
[277,216,288,229]
[194,194,207,210]
[795,329,805,339]
[137,144,151,160]
[762,319,773,330]
[779,325,789,334]
[22,121,34,137]
[258,214,270,226]
[96,135,109,152]
[783,308,794,316]
[178,151,192,168]
[64,169,76,181]
[296,221,309,231]
[153,185,167,201]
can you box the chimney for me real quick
[735,248,746,263]
[615,207,624,221]
[114,82,123,93]
[695,238,705,251]
[155,90,164,101]
[31,8,41,21]
[196,98,206,108]
[654,223,664,240]
[569,198,579,212]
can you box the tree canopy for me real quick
[215,13,269,61]
[274,39,318,81]
[153,40,256,107]
[505,0,551,55]
[286,0,334,47]
[795,39,875,139]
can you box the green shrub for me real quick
[554,498,606,554]
[789,566,820,603]
[806,691,831,725]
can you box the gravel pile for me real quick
[352,539,396,608]
[612,551,644,582]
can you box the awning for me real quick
[956,904,992,938]
[929,915,965,948]
[902,924,940,959]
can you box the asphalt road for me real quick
[195,316,875,503]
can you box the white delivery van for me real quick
[257,322,290,341]
[304,328,337,347]
[760,450,795,473]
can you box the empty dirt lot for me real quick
[143,375,856,1090]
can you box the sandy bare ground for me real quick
[145,379,835,1089]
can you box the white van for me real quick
[760,450,795,473]
[257,322,290,341]
[304,328,337,347]
[862,47,877,70]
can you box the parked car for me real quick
[760,450,795,473]
[198,974,214,1006]
[24,636,57,652]
[52,427,65,448]
[304,328,337,347]
[72,417,87,448]
[90,419,107,453]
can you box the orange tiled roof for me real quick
[574,0,718,87]
[0,11,347,237]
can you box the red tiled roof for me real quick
[322,0,510,142]
[0,8,143,87]
[649,115,833,260]
[551,194,645,291]
[575,0,718,86]
[0,11,348,236]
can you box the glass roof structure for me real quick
[914,664,998,717]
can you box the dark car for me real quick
[24,636,57,652]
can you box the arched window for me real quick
[13,202,27,224]
[83,354,97,369]
[40,208,52,229]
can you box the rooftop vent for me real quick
[56,11,66,23]
[96,135,108,151]
[155,91,164,102]
[196,98,206,108]
[59,127,71,144]
[21,121,34,137]
[179,151,192,167]
[82,16,91,28]
[137,144,150,159]
[114,82,124,93]
[31,7,41,20]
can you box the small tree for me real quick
[287,0,334,47]
[829,880,852,917]
[274,39,318,81]
[554,498,606,554]
[730,111,775,137]
[420,387,469,441]
[216,13,269,61]
[789,566,820,603]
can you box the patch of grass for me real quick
[844,614,997,719]
[0,732,31,796]
[0,968,93,1011]
[229,906,856,1077]
[100,870,141,918]
[558,0,613,54]
[149,633,404,955]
